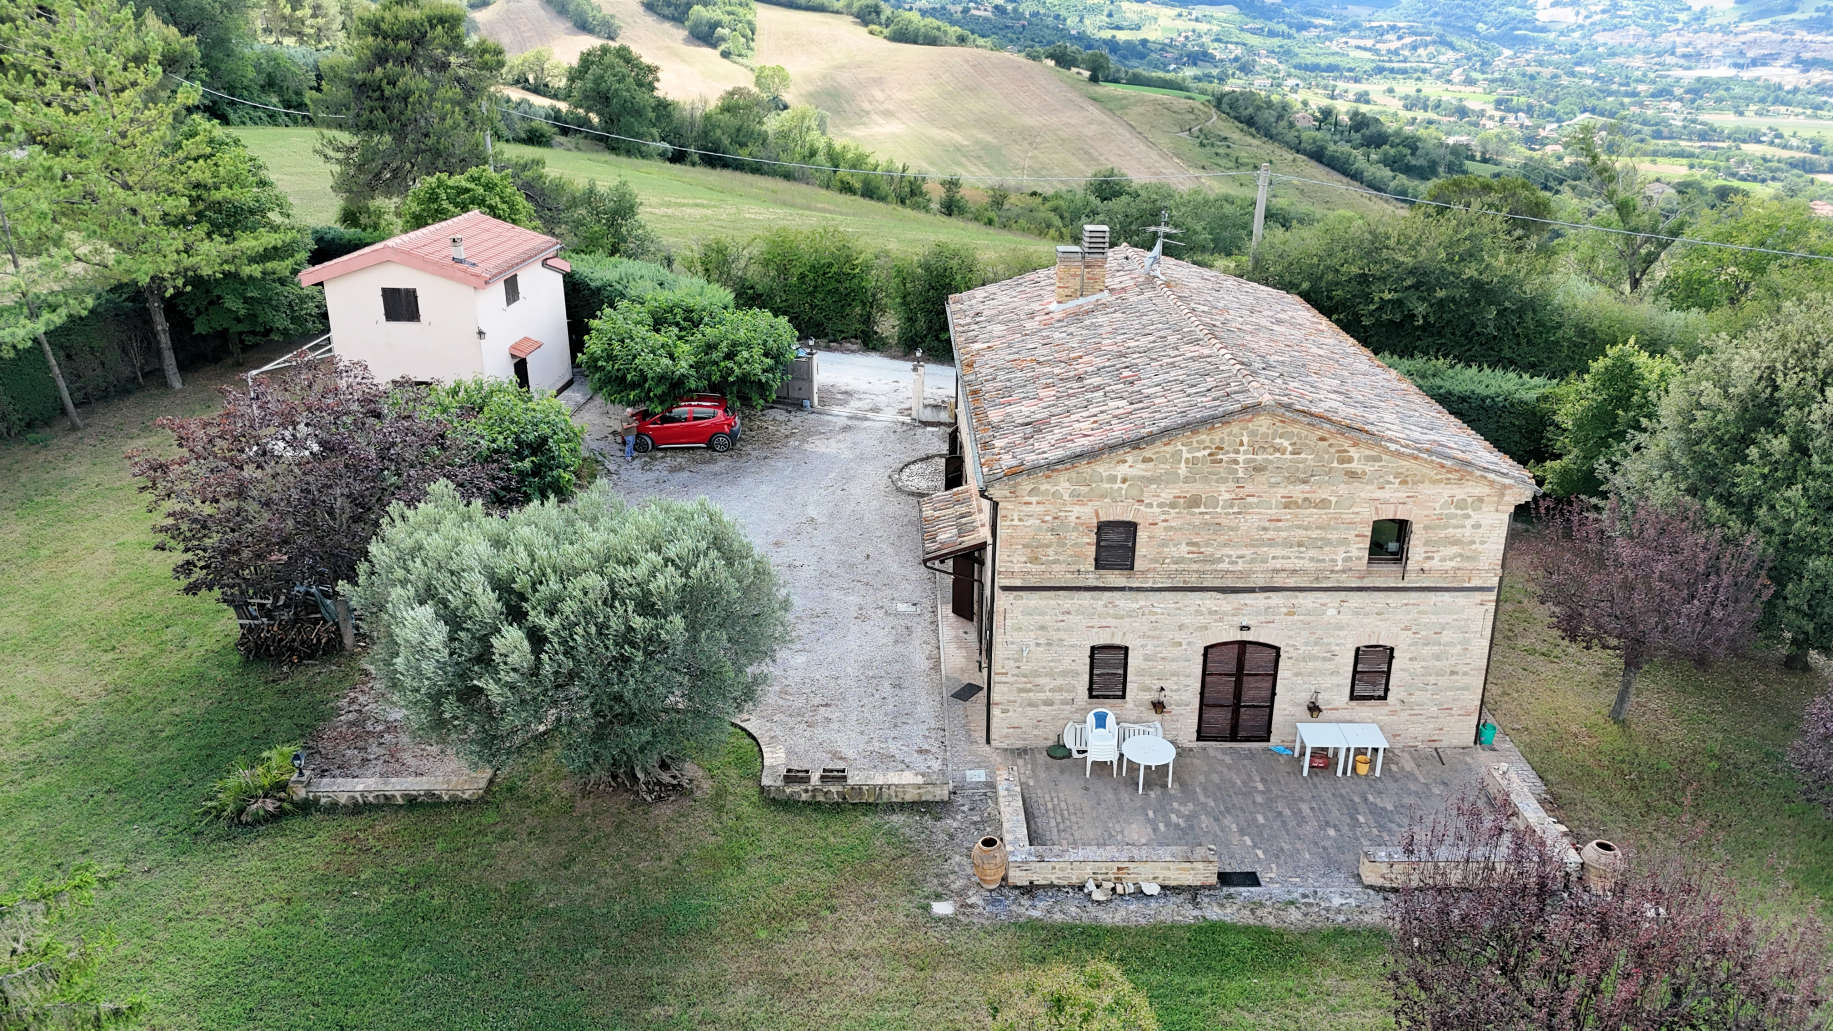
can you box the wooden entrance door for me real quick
[1198,641,1280,742]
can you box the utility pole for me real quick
[1248,162,1270,276]
[0,192,81,429]
[483,97,494,172]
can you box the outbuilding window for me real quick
[504,274,520,306]
[1367,519,1411,566]
[1088,645,1128,700]
[381,287,420,323]
[1350,645,1394,701]
[1094,520,1137,571]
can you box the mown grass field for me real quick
[0,359,1396,1030]
[1485,575,1833,920]
[233,126,1054,266]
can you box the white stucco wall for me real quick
[321,262,484,384]
[322,258,571,392]
[475,261,570,393]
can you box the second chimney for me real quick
[1055,225,1109,303]
[450,236,465,262]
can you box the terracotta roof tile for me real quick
[918,485,990,561]
[298,211,562,290]
[948,245,1535,490]
[508,336,543,358]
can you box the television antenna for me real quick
[1141,208,1183,272]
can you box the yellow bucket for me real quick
[1354,753,1371,777]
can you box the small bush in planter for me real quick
[199,745,301,827]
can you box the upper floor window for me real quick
[1350,645,1394,701]
[1367,519,1410,566]
[1088,645,1128,699]
[504,274,520,306]
[1094,520,1137,571]
[381,287,420,323]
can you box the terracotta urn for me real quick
[1580,839,1624,895]
[971,835,1007,889]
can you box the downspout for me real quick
[1473,505,1518,744]
[981,494,999,746]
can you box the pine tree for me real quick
[311,0,506,208]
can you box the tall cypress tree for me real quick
[311,0,506,212]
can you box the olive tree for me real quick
[352,481,791,797]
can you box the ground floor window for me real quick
[1088,645,1128,699]
[1350,645,1394,701]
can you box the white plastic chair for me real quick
[1117,721,1163,774]
[1061,722,1088,757]
[1085,708,1119,777]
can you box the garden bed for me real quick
[297,674,491,804]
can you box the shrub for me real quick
[891,242,983,358]
[1789,686,1833,816]
[987,960,1159,1031]
[400,166,540,231]
[1535,342,1679,498]
[543,0,621,37]
[737,227,878,343]
[416,378,587,505]
[562,254,733,351]
[352,482,791,798]
[198,745,301,826]
[1380,355,1557,466]
[581,288,795,412]
[560,179,661,261]
[308,225,386,266]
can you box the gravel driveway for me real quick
[577,355,950,774]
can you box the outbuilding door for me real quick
[1198,641,1280,742]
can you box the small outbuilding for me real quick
[297,210,572,393]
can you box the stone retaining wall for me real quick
[753,736,950,803]
[996,767,1217,887]
[291,771,492,805]
[1358,763,1579,889]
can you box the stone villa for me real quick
[920,227,1536,751]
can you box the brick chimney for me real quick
[1054,225,1110,303]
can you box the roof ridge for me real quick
[1147,267,1272,408]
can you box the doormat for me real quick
[950,682,984,701]
[1218,870,1262,888]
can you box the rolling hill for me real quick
[233,126,1054,264]
[473,0,1395,203]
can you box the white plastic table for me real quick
[1340,723,1390,776]
[1294,722,1350,776]
[1121,736,1176,794]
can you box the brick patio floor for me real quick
[1009,741,1509,893]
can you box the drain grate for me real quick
[950,682,984,701]
[1218,870,1262,888]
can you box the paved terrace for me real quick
[1007,738,1531,894]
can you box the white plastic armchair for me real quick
[1117,721,1163,774]
[1062,722,1089,757]
[1085,708,1119,777]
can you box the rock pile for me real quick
[1082,878,1161,901]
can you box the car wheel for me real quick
[708,432,733,453]
[633,434,654,454]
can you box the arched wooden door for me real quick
[1198,641,1280,742]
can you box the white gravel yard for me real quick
[576,353,952,775]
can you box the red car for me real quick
[624,394,743,454]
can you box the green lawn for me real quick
[1486,575,1833,918]
[0,361,1394,1030]
[233,127,1054,266]
[1102,82,1211,101]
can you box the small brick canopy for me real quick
[918,485,989,561]
[508,336,543,359]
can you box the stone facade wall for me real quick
[983,411,1529,750]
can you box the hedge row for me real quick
[561,254,733,353]
[1381,354,1558,466]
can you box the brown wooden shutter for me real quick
[1094,521,1137,570]
[1350,645,1394,701]
[1088,645,1128,699]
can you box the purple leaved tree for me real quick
[1388,791,1832,1030]
[1520,496,1772,722]
[128,358,500,650]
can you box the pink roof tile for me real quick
[298,211,562,290]
[948,245,1535,491]
[508,336,543,358]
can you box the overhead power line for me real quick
[1272,173,1833,262]
[26,61,1833,264]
